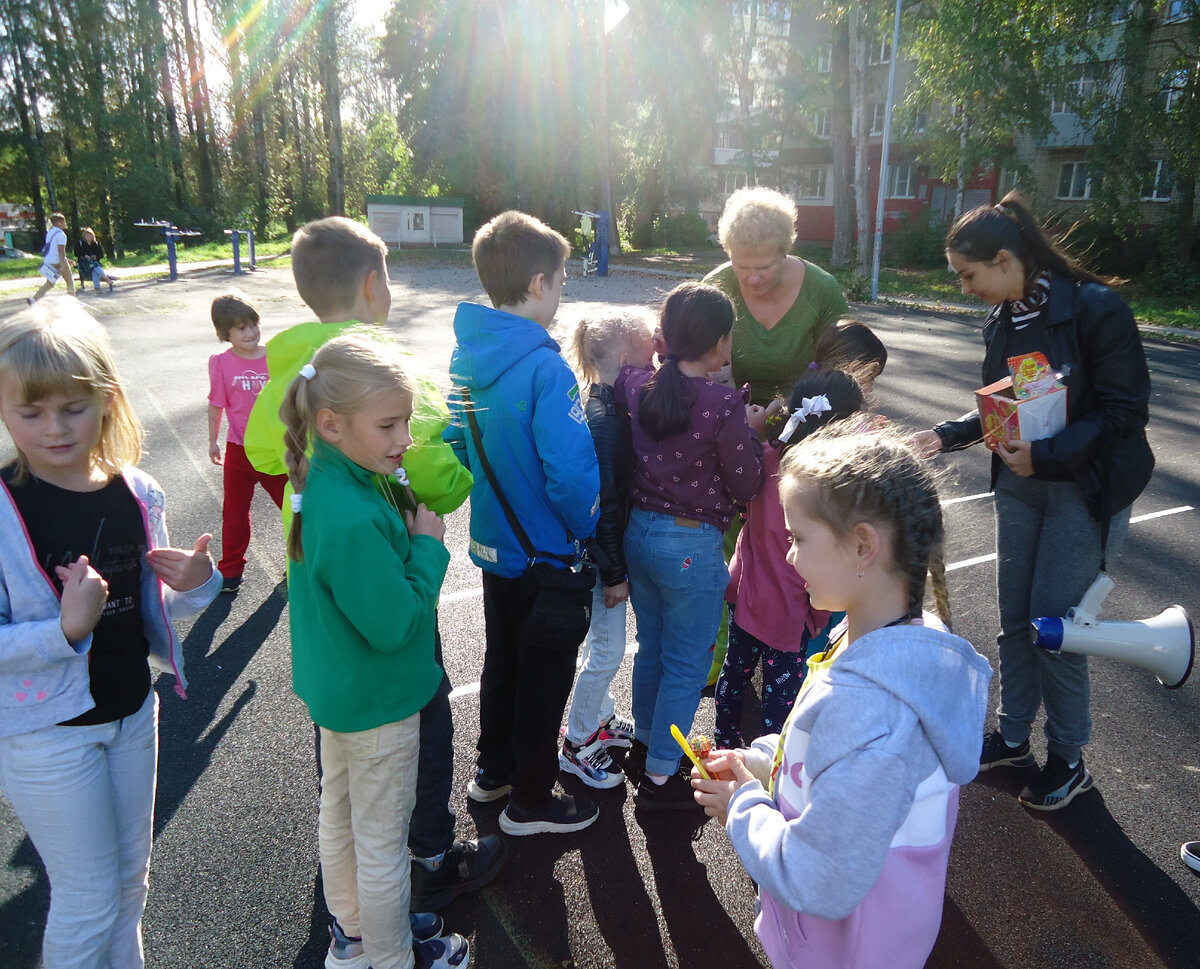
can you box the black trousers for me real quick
[476,571,586,809]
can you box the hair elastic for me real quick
[299,363,316,380]
[290,493,303,513]
[394,467,409,486]
[777,394,832,443]
[993,203,1008,215]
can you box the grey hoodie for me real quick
[726,618,992,969]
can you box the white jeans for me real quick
[565,578,627,744]
[319,714,420,969]
[0,689,158,969]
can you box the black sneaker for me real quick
[634,767,702,812]
[1018,753,1093,811]
[623,739,648,783]
[221,575,243,594]
[499,792,598,836]
[410,835,507,911]
[414,931,470,969]
[979,730,1035,771]
[466,768,512,803]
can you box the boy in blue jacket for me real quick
[445,211,601,835]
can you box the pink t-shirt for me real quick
[726,444,830,652]
[208,348,270,445]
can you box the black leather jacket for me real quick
[935,274,1154,522]
[586,383,634,586]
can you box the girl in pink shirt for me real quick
[207,293,287,592]
[716,368,865,749]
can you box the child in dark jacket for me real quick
[558,311,655,788]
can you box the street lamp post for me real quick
[870,0,904,301]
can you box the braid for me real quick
[779,426,949,626]
[280,376,311,563]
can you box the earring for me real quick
[856,567,864,579]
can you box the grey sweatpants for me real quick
[993,466,1129,763]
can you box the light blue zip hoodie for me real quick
[0,468,221,737]
[444,302,599,578]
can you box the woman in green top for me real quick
[704,188,848,405]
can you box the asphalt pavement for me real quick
[1,262,1197,969]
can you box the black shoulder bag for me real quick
[459,388,596,639]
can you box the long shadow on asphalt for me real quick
[973,770,1200,969]
[638,810,761,969]
[156,581,288,833]
[0,834,47,969]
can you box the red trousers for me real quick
[219,441,287,578]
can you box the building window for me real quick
[716,129,742,150]
[871,102,887,135]
[722,172,748,196]
[1142,159,1175,201]
[1052,63,1101,114]
[1158,69,1188,112]
[811,109,830,139]
[870,38,892,65]
[797,166,828,200]
[887,164,916,199]
[912,110,929,133]
[817,44,832,73]
[1057,162,1092,200]
[1165,1,1191,23]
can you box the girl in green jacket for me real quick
[280,332,470,969]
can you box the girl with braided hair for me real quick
[692,429,992,969]
[279,331,471,969]
[914,192,1153,811]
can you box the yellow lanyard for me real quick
[768,629,848,797]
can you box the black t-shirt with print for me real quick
[4,468,151,724]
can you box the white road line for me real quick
[1130,505,1193,524]
[942,492,994,506]
[448,638,641,701]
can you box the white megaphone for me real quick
[1030,573,1194,689]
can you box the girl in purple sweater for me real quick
[616,281,765,811]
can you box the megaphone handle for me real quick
[1074,572,1115,624]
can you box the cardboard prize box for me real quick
[975,376,1067,451]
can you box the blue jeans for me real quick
[625,509,729,777]
[0,689,158,969]
[565,576,628,744]
[994,468,1129,763]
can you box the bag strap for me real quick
[459,388,576,568]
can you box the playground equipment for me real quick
[224,228,257,274]
[572,210,610,277]
[134,220,201,281]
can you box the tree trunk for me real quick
[178,0,215,211]
[318,0,346,215]
[850,2,871,276]
[830,15,853,268]
[954,113,968,220]
[148,0,187,209]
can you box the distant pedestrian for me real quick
[30,212,75,302]
[74,227,117,293]
[914,192,1154,810]
[693,430,991,969]
[0,299,220,968]
[280,332,471,969]
[207,292,286,593]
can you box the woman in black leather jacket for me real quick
[914,193,1153,812]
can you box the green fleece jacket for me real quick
[288,438,448,732]
[243,320,472,524]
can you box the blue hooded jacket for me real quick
[444,302,600,578]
